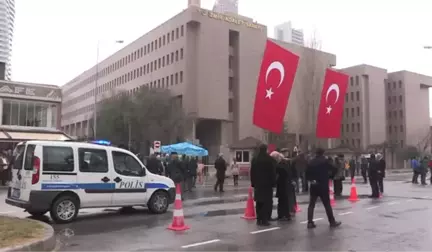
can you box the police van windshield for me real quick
[12,143,25,170]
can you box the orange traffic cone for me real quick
[348,178,359,202]
[167,183,190,231]
[329,180,336,206]
[241,186,256,220]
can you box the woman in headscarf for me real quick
[271,151,291,221]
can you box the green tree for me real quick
[92,87,191,153]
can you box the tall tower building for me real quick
[212,0,238,15]
[274,21,304,46]
[0,0,14,80]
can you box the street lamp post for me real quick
[93,40,124,139]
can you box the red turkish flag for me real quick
[316,68,349,138]
[252,40,300,134]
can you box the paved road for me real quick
[2,172,432,251]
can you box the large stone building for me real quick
[60,5,336,157]
[337,64,432,152]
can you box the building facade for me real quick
[386,71,432,149]
[60,6,336,157]
[0,0,14,80]
[336,65,432,152]
[337,65,388,150]
[274,21,304,46]
[212,0,238,15]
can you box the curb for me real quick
[0,220,56,252]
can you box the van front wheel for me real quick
[148,191,169,214]
[50,196,79,224]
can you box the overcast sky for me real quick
[10,0,432,113]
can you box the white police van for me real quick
[5,141,176,223]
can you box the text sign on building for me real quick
[0,82,61,101]
[153,141,161,153]
[200,9,264,30]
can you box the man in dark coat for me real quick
[273,152,293,221]
[146,154,163,175]
[377,154,386,194]
[214,154,227,192]
[360,156,368,183]
[251,144,276,226]
[368,154,380,198]
[306,148,341,229]
[166,152,185,194]
[293,153,308,193]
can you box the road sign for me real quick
[153,141,161,153]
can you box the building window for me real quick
[170,74,174,85]
[356,91,360,101]
[350,77,353,86]
[235,150,250,163]
[398,80,402,88]
[171,52,174,64]
[357,123,360,132]
[388,126,392,133]
[346,124,349,132]
[162,57,165,67]
[345,94,348,102]
[180,48,184,59]
[399,110,403,118]
[345,108,349,117]
[350,92,354,101]
[166,54,170,64]
[229,77,234,91]
[175,73,179,84]
[351,123,354,132]
[180,71,183,83]
[400,125,404,132]
[175,50,179,61]
[387,82,391,89]
[167,32,170,43]
[399,95,402,103]
[355,76,359,85]
[228,98,233,112]
[163,35,166,45]
[181,25,184,36]
[356,107,360,116]
[351,108,354,117]
[176,28,179,39]
[171,30,175,40]
[393,82,396,89]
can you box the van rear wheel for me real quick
[50,195,79,224]
[148,191,169,214]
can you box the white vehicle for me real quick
[6,141,176,223]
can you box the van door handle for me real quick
[101,177,110,183]
[113,177,122,183]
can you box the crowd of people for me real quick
[249,144,387,228]
[410,156,432,185]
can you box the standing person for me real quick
[197,159,205,185]
[428,158,432,185]
[182,156,192,192]
[368,154,380,198]
[411,157,420,184]
[251,144,276,226]
[214,153,227,192]
[146,154,160,174]
[294,153,308,193]
[230,158,239,186]
[333,155,345,197]
[166,152,185,196]
[189,157,198,189]
[377,154,386,194]
[286,155,298,216]
[420,156,428,186]
[0,152,7,186]
[360,156,368,183]
[349,156,356,182]
[306,148,341,229]
[271,151,291,221]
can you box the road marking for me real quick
[300,218,323,224]
[250,227,280,234]
[338,211,353,216]
[366,206,379,210]
[388,201,400,205]
[181,239,221,248]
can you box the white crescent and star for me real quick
[325,83,340,114]
[264,61,285,99]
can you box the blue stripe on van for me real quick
[145,183,169,189]
[41,182,168,190]
[41,183,115,190]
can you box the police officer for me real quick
[377,154,386,194]
[368,154,380,198]
[306,148,341,229]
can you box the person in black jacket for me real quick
[368,154,380,198]
[251,144,276,226]
[306,148,341,229]
[272,151,291,221]
[376,154,385,194]
[214,154,227,192]
[166,152,185,194]
[146,154,163,175]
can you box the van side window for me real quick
[11,144,25,170]
[112,151,143,177]
[78,148,108,173]
[23,144,36,170]
[42,146,74,172]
